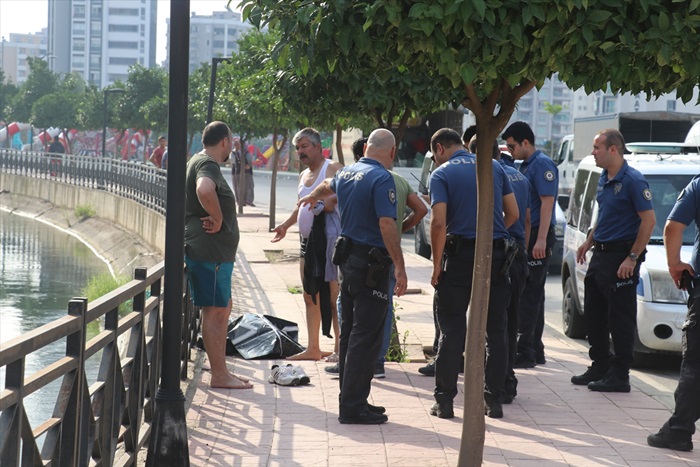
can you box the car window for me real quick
[647,174,697,245]
[578,171,600,234]
[568,168,590,229]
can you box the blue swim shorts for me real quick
[184,256,234,307]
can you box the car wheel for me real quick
[414,223,431,259]
[562,276,586,338]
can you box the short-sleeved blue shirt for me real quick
[519,150,558,228]
[330,157,397,248]
[668,175,700,274]
[429,150,513,239]
[594,161,654,243]
[500,159,530,245]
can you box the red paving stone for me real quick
[180,205,700,466]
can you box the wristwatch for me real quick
[628,252,639,262]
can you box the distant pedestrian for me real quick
[149,136,167,167]
[48,135,65,154]
[184,121,252,389]
[571,129,655,392]
[648,175,700,452]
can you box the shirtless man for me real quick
[271,127,343,360]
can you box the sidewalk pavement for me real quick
[184,205,700,466]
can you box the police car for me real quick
[561,143,698,361]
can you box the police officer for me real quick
[502,121,558,368]
[429,128,519,420]
[470,136,531,404]
[647,175,700,452]
[572,129,655,392]
[299,128,407,425]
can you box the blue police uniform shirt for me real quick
[329,157,397,248]
[593,161,654,243]
[429,149,513,239]
[519,149,558,229]
[667,175,700,275]
[500,159,530,245]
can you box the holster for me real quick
[365,247,391,287]
[683,271,700,331]
[498,239,518,276]
[332,236,352,266]
[444,234,462,256]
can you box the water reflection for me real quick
[0,211,108,429]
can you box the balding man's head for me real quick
[365,129,396,168]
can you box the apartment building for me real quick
[48,0,157,88]
[165,9,254,73]
[1,29,48,84]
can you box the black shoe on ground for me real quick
[367,403,386,415]
[588,375,631,393]
[418,361,435,376]
[485,400,503,419]
[513,354,536,369]
[338,410,388,424]
[571,366,607,385]
[647,429,693,452]
[536,355,546,365]
[502,393,515,404]
[324,363,340,375]
[373,363,385,379]
[430,401,454,419]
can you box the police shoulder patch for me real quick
[643,188,652,201]
[389,188,396,204]
[544,170,555,182]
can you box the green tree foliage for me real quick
[116,65,168,160]
[10,57,58,123]
[239,0,700,463]
[0,70,19,123]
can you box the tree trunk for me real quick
[334,122,345,165]
[269,129,287,231]
[457,79,535,467]
[237,137,247,215]
[143,131,151,163]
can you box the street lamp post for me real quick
[206,57,231,124]
[102,88,124,157]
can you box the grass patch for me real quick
[82,273,130,314]
[74,204,96,219]
[288,286,303,294]
[386,302,410,363]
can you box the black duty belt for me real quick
[348,243,388,258]
[593,240,634,252]
[457,238,507,249]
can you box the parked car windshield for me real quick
[647,174,696,245]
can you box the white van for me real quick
[553,134,575,207]
[560,146,698,362]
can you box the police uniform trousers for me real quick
[663,278,700,439]
[506,244,529,397]
[337,248,390,417]
[517,225,556,363]
[434,241,510,404]
[583,246,641,377]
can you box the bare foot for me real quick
[211,373,253,389]
[286,349,323,361]
[234,373,251,383]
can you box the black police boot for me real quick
[430,401,454,419]
[338,410,388,425]
[647,427,693,452]
[588,374,631,393]
[513,353,536,369]
[484,393,503,419]
[367,403,386,415]
[418,361,435,376]
[571,365,608,385]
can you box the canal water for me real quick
[0,210,109,431]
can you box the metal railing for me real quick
[0,152,200,466]
[0,149,167,215]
